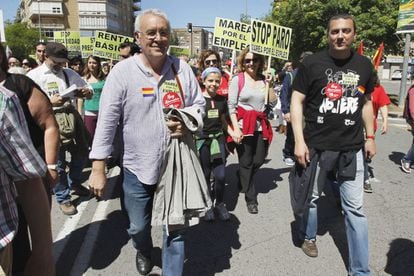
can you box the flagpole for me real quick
[399,33,411,107]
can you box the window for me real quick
[52,7,61,13]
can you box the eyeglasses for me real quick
[204,59,218,66]
[244,58,259,64]
[139,29,170,40]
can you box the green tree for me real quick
[4,22,42,60]
[268,0,400,62]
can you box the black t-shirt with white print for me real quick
[200,94,227,138]
[292,50,374,151]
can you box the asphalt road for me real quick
[49,118,414,276]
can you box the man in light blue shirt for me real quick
[88,9,205,276]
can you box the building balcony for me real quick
[27,2,64,19]
[34,23,65,29]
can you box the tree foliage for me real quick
[4,22,42,60]
[267,0,401,62]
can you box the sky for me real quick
[2,0,273,28]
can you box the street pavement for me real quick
[49,113,414,275]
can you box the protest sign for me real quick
[80,37,95,58]
[213,17,250,51]
[169,46,190,58]
[54,31,81,53]
[93,31,133,60]
[250,19,292,60]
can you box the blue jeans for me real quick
[402,142,414,164]
[123,168,186,275]
[301,150,370,276]
[54,143,87,204]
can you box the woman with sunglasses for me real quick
[198,50,231,97]
[228,47,275,214]
[81,55,105,143]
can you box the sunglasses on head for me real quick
[244,58,259,64]
[204,59,218,65]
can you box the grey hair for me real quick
[134,9,171,33]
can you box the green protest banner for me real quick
[53,31,81,53]
[93,31,134,60]
[213,17,250,51]
[250,19,292,60]
[80,37,95,58]
[397,0,414,33]
[169,46,190,58]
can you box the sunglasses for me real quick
[37,50,45,53]
[204,59,218,65]
[22,62,30,65]
[244,58,259,64]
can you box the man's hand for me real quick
[88,168,107,199]
[76,87,93,99]
[45,169,59,189]
[283,112,291,123]
[294,140,310,168]
[166,118,186,138]
[365,139,376,160]
[50,94,65,106]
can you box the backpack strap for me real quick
[62,70,70,88]
[237,72,244,97]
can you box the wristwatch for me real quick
[47,164,58,171]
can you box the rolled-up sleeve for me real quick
[89,67,124,160]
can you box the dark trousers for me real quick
[84,114,98,146]
[12,179,51,274]
[236,132,268,204]
[199,142,226,205]
[283,122,295,159]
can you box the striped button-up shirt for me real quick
[0,84,46,249]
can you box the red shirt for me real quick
[371,85,391,131]
[216,73,230,97]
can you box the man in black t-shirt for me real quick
[290,14,375,275]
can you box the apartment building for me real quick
[172,27,212,57]
[18,0,140,39]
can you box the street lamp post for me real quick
[37,0,42,41]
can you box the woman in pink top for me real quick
[401,85,414,173]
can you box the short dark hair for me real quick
[69,56,83,66]
[119,42,140,55]
[35,41,47,48]
[327,14,357,33]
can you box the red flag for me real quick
[357,40,364,55]
[372,42,384,70]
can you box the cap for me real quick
[45,42,69,63]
